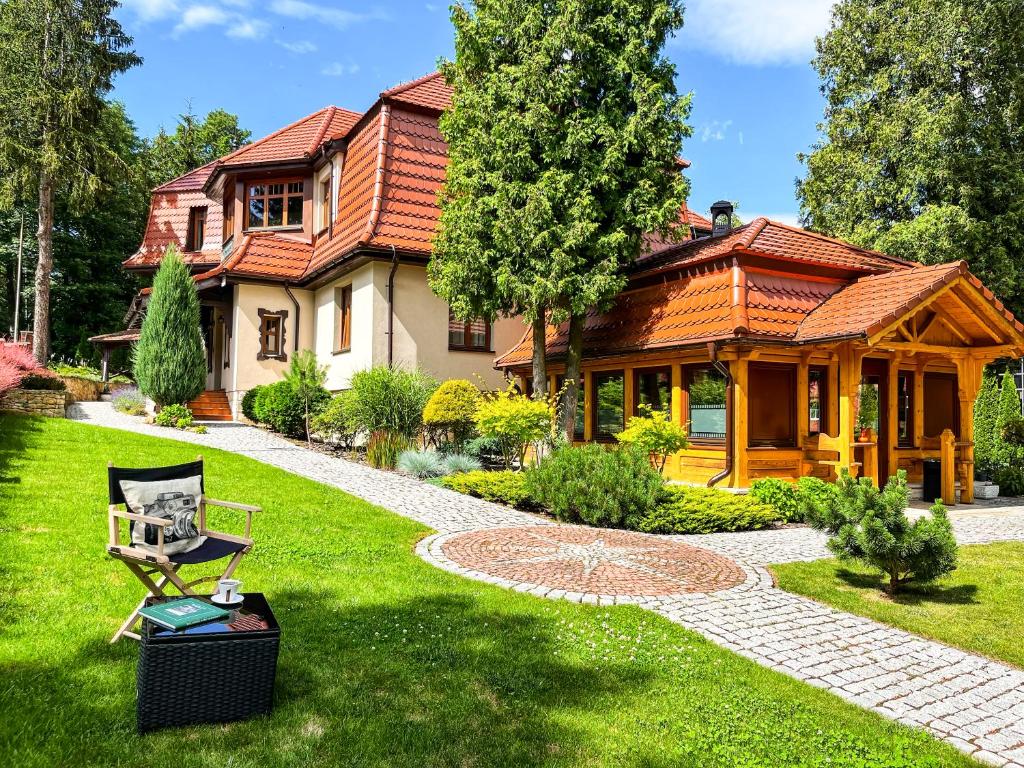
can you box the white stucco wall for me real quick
[313,262,380,391]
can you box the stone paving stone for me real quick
[71,401,1024,765]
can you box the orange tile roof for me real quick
[152,161,219,193]
[218,106,361,168]
[382,71,453,111]
[198,233,313,282]
[124,184,222,269]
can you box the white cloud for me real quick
[120,0,180,21]
[700,119,733,142]
[321,61,361,77]
[174,5,229,33]
[276,39,318,54]
[677,0,836,67]
[425,3,439,11]
[270,0,385,29]
[227,18,270,39]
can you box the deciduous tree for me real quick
[147,107,251,186]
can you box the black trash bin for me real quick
[922,458,942,503]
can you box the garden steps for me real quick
[188,389,232,421]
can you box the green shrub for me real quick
[397,449,446,479]
[112,387,146,416]
[259,380,329,438]
[994,466,1024,497]
[423,379,481,449]
[440,470,534,508]
[350,366,437,439]
[441,453,482,474]
[1002,417,1024,447]
[475,385,553,470]
[525,444,662,527]
[795,476,840,519]
[749,478,800,522]
[974,374,999,476]
[462,435,504,467]
[806,470,957,594]
[633,486,781,534]
[241,385,265,422]
[19,372,66,391]
[188,425,208,434]
[311,390,361,449]
[133,246,206,407]
[154,403,192,429]
[284,349,329,446]
[366,430,412,469]
[615,408,689,474]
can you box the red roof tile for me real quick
[124,187,222,269]
[198,233,313,282]
[219,106,360,168]
[382,71,452,112]
[152,161,219,193]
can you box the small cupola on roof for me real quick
[710,200,735,237]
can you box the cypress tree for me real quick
[133,245,206,407]
[994,371,1022,467]
[973,374,998,475]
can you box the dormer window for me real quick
[246,180,304,230]
[187,206,207,251]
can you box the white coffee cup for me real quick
[215,578,242,604]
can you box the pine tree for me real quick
[133,246,206,407]
[973,374,999,476]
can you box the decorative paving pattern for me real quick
[440,525,747,597]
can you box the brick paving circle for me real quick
[440,525,746,596]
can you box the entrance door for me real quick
[860,358,890,486]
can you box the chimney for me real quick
[710,200,735,237]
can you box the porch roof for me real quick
[88,329,140,347]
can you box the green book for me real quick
[139,598,229,631]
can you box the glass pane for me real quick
[468,318,487,349]
[594,371,625,438]
[897,373,912,444]
[287,195,303,226]
[248,184,265,197]
[247,197,264,228]
[448,311,464,346]
[267,197,284,227]
[288,181,303,194]
[808,369,823,434]
[637,369,670,413]
[858,377,880,433]
[268,183,284,195]
[688,367,726,439]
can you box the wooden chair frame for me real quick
[106,455,261,643]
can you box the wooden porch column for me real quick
[940,429,956,505]
[955,356,983,504]
[101,347,110,384]
[624,366,635,421]
[827,358,839,436]
[796,352,810,443]
[837,343,860,473]
[914,358,927,449]
[731,357,749,487]
[671,365,683,426]
[582,369,594,442]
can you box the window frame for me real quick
[897,370,915,447]
[319,177,332,233]
[633,366,673,417]
[256,308,289,361]
[748,362,798,448]
[807,365,829,436]
[186,206,207,252]
[244,178,305,231]
[683,364,728,446]
[591,369,626,442]
[334,285,352,354]
[447,310,492,352]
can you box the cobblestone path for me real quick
[71,402,1024,765]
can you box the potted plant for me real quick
[856,383,879,442]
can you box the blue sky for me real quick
[114,1,837,224]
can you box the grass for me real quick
[0,413,978,768]
[772,542,1024,669]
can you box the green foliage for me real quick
[188,424,208,435]
[994,372,1023,469]
[806,470,957,594]
[132,246,206,407]
[974,374,999,476]
[1002,417,1024,447]
[797,0,1024,314]
[993,466,1024,497]
[795,476,841,519]
[146,107,251,186]
[525,444,662,527]
[441,453,482,475]
[154,404,192,429]
[439,470,534,509]
[350,366,437,439]
[634,486,781,535]
[422,379,481,450]
[397,449,447,479]
[475,386,554,470]
[430,0,692,411]
[688,374,726,406]
[241,385,264,423]
[462,434,505,468]
[257,380,329,439]
[615,408,689,474]
[283,349,329,445]
[365,430,412,470]
[856,382,879,431]
[749,478,800,522]
[18,372,65,391]
[112,387,145,416]
[310,390,361,450]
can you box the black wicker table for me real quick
[137,592,279,733]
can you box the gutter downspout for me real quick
[283,283,300,354]
[707,341,734,488]
[386,245,398,366]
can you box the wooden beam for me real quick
[915,312,939,341]
[957,281,1024,344]
[731,358,749,487]
[934,314,974,346]
[896,322,914,342]
[867,281,959,345]
[944,288,1004,343]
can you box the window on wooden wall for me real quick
[246,180,304,230]
[685,365,727,442]
[222,197,234,244]
[186,207,207,251]
[556,375,586,440]
[592,371,625,440]
[808,366,828,435]
[335,285,352,353]
[448,310,491,351]
[897,371,914,446]
[748,363,797,447]
[257,309,288,361]
[320,177,332,232]
[924,372,959,438]
[634,367,671,415]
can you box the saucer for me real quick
[210,593,244,607]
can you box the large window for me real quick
[686,366,727,441]
[924,372,959,438]
[257,308,288,361]
[897,371,914,446]
[593,370,625,440]
[246,180,304,230]
[556,375,585,440]
[186,207,207,251]
[448,310,490,351]
[335,285,352,353]
[808,366,828,435]
[634,367,671,415]
[749,363,796,447]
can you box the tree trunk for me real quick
[559,313,585,442]
[32,171,54,364]
[531,311,548,399]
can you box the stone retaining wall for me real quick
[0,388,67,418]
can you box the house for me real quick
[90,71,711,420]
[496,204,1024,500]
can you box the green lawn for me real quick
[772,542,1024,669]
[0,413,977,767]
